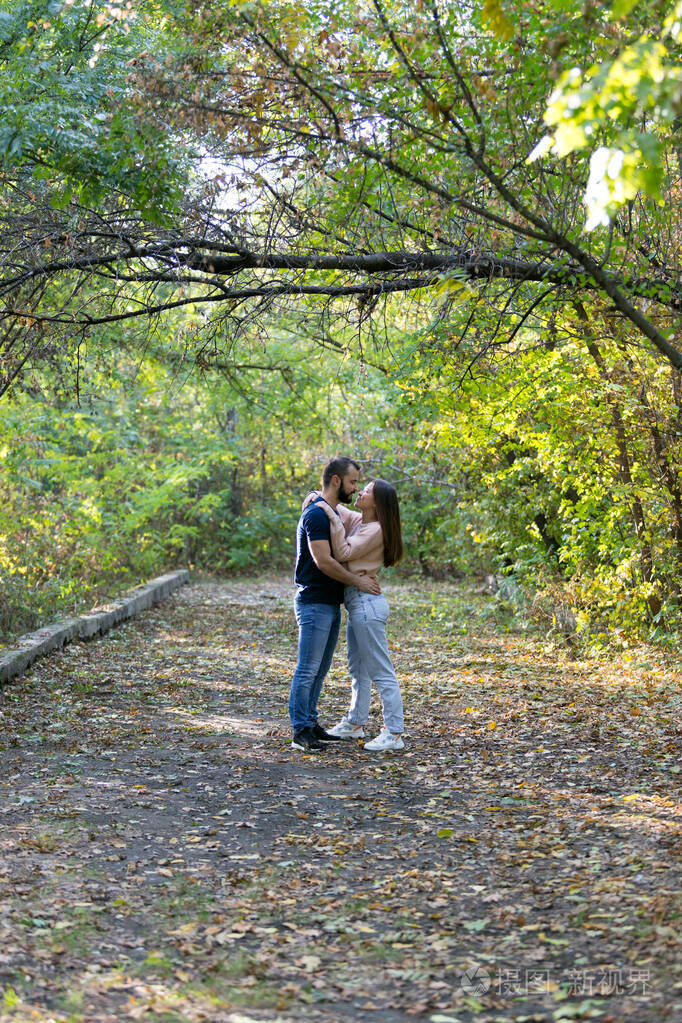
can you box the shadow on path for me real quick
[0,576,680,1023]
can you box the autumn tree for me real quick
[2,0,682,635]
[1,0,681,396]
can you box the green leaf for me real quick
[482,0,515,41]
[609,0,639,19]
[462,917,490,932]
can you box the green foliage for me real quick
[0,0,188,213]
[1,0,681,652]
[530,0,682,229]
[2,287,682,646]
[385,297,682,642]
[0,322,389,641]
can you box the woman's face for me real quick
[356,482,376,513]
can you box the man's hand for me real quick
[309,540,381,592]
[355,574,381,595]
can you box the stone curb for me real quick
[0,570,190,684]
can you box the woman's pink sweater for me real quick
[328,504,384,578]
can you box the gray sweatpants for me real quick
[344,586,405,734]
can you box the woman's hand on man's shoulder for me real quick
[301,490,321,511]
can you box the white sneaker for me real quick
[364,728,405,752]
[327,716,366,739]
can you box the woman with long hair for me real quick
[307,479,405,751]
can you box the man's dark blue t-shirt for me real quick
[295,499,344,605]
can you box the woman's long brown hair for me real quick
[373,479,403,567]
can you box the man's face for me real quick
[337,470,359,504]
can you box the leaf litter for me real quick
[0,576,680,1023]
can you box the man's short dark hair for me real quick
[322,456,360,487]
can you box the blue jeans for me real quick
[345,587,404,733]
[289,598,341,733]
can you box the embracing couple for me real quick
[288,456,405,754]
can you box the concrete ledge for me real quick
[0,570,189,684]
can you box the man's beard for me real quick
[338,483,353,503]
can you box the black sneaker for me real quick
[291,726,324,752]
[312,722,344,743]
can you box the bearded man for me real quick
[288,456,380,751]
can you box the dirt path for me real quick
[0,576,680,1023]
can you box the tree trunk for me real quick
[574,303,661,617]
